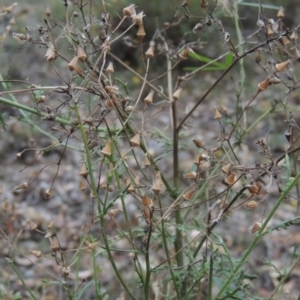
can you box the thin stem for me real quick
[215,172,300,299]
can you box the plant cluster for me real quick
[0,0,300,299]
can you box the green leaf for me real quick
[238,2,280,10]
[189,52,225,68]
[75,281,94,300]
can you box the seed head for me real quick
[68,56,79,71]
[12,32,26,44]
[45,43,56,61]
[179,46,192,60]
[183,172,197,180]
[192,139,205,148]
[245,200,257,209]
[133,11,145,25]
[77,46,87,62]
[275,59,291,72]
[28,220,38,231]
[101,140,112,157]
[142,194,153,207]
[250,222,262,234]
[88,242,99,250]
[290,31,298,41]
[173,88,182,100]
[183,189,194,201]
[224,173,235,185]
[222,163,232,174]
[2,3,17,14]
[214,108,222,121]
[79,163,89,178]
[45,6,51,17]
[130,133,140,147]
[152,171,163,194]
[30,250,42,258]
[123,4,136,17]
[144,154,150,166]
[258,76,270,91]
[145,45,155,59]
[136,24,146,39]
[106,61,114,74]
[144,90,154,105]
[277,7,285,19]
[255,50,261,63]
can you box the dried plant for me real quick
[0,1,300,299]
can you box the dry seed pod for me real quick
[123,4,136,17]
[183,189,194,201]
[290,31,298,41]
[101,140,112,157]
[145,45,154,59]
[222,163,232,174]
[79,163,89,178]
[275,59,291,72]
[106,61,114,74]
[258,76,270,91]
[126,105,134,112]
[173,88,182,100]
[79,180,86,190]
[12,32,26,44]
[88,242,99,250]
[194,153,209,166]
[279,36,290,46]
[9,17,16,25]
[45,44,56,61]
[144,154,150,166]
[45,6,51,17]
[179,47,191,60]
[269,76,281,85]
[152,171,163,194]
[277,7,285,19]
[63,266,71,276]
[267,24,274,36]
[183,171,197,180]
[248,184,259,195]
[250,222,262,234]
[214,108,222,121]
[49,234,60,251]
[2,3,17,13]
[225,173,235,185]
[245,200,257,209]
[110,209,120,217]
[144,90,154,105]
[44,189,53,200]
[143,207,151,222]
[130,133,140,147]
[48,219,55,229]
[193,139,205,148]
[126,178,135,193]
[133,11,144,25]
[142,194,153,207]
[28,220,38,231]
[255,50,261,63]
[12,182,29,191]
[136,24,146,39]
[77,46,87,62]
[30,250,42,258]
[68,56,78,71]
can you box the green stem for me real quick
[215,172,300,298]
[8,260,38,300]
